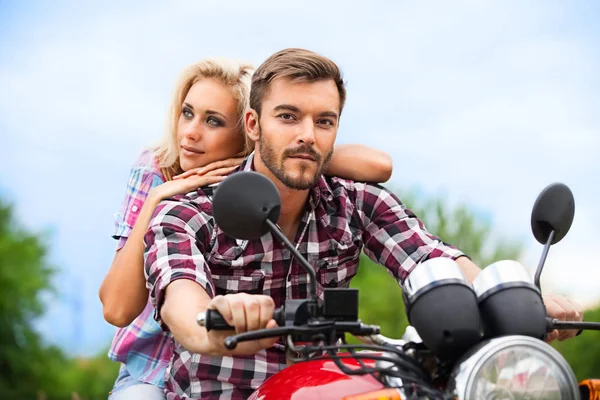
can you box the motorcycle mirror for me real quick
[531,182,575,245]
[530,182,575,292]
[212,171,319,305]
[213,171,281,240]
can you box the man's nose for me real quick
[296,119,316,145]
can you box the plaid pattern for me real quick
[145,153,465,399]
[109,149,173,388]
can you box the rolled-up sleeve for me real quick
[355,183,465,284]
[144,199,216,328]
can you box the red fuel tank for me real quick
[248,353,385,400]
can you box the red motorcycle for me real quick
[198,173,600,400]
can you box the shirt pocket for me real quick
[208,226,248,267]
[211,269,266,296]
[316,243,361,289]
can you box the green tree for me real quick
[552,305,600,381]
[0,200,120,399]
[0,200,56,398]
[350,188,524,340]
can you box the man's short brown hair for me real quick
[250,48,346,117]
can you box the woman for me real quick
[99,57,393,399]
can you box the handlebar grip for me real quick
[198,307,284,332]
[204,309,233,331]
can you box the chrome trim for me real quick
[472,260,539,301]
[196,311,207,327]
[356,334,406,347]
[448,335,579,400]
[401,325,423,344]
[402,258,468,300]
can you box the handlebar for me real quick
[197,308,379,350]
[546,317,600,332]
[197,308,285,331]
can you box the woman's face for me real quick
[177,78,245,172]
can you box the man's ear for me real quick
[245,109,260,142]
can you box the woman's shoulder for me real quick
[128,148,165,180]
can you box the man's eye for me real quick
[207,116,223,126]
[278,113,295,121]
[182,108,194,118]
[317,119,334,126]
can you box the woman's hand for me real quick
[173,158,244,180]
[151,158,243,201]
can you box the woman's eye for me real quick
[207,116,223,126]
[182,108,194,118]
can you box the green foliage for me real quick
[350,188,598,381]
[552,306,600,381]
[1,188,596,398]
[0,200,55,398]
[349,188,525,341]
[0,200,120,399]
[395,189,523,267]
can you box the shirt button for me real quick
[132,205,139,212]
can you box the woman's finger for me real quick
[202,165,238,177]
[174,158,244,179]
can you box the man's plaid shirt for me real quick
[144,154,465,399]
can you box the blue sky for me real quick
[1,1,598,356]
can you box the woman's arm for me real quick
[325,144,393,182]
[99,164,237,328]
[99,191,163,327]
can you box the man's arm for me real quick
[355,183,582,341]
[161,279,212,353]
[144,199,278,356]
[355,184,471,283]
[455,256,481,283]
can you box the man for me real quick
[144,48,583,399]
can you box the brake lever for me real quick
[224,322,380,350]
[224,326,311,350]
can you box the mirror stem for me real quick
[265,219,319,313]
[535,229,555,293]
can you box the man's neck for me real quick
[252,154,310,242]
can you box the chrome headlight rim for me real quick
[449,335,579,400]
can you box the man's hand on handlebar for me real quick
[202,293,280,356]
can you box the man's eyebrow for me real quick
[273,104,301,113]
[319,111,339,120]
[273,104,339,120]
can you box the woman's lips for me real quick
[181,145,204,156]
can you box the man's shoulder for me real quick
[324,176,389,199]
[154,187,215,225]
[323,176,402,219]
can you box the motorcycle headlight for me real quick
[447,335,579,400]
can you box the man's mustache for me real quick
[283,145,321,162]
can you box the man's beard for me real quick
[258,126,333,190]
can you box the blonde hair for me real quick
[154,58,255,181]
